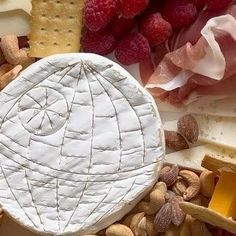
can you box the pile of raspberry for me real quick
[82,0,233,65]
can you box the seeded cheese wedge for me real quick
[29,0,85,57]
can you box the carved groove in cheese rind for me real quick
[0,53,164,235]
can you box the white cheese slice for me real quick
[0,0,31,14]
[0,10,30,37]
[0,0,31,37]
[186,96,236,118]
[165,144,236,171]
[155,95,236,118]
[193,114,236,150]
[0,53,165,235]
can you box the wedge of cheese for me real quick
[165,144,236,171]
[194,114,236,150]
[0,0,31,37]
[187,96,236,118]
[209,170,236,218]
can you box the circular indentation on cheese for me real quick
[18,87,68,136]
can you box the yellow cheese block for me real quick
[209,170,236,218]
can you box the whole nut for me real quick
[0,34,28,65]
[137,182,166,215]
[154,203,172,233]
[172,177,188,196]
[153,182,167,192]
[105,224,134,236]
[177,114,199,143]
[137,189,166,215]
[170,197,186,226]
[165,131,189,151]
[130,212,146,236]
[179,170,200,200]
[0,65,22,90]
[200,170,216,198]
[159,165,179,187]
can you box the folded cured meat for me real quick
[144,4,236,105]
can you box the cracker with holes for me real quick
[29,0,85,58]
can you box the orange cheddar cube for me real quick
[209,170,236,218]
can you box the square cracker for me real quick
[29,0,85,58]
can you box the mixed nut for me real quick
[165,114,199,151]
[0,34,34,90]
[69,164,235,236]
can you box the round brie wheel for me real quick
[0,53,165,235]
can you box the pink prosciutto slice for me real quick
[142,3,236,105]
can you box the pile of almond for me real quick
[165,114,199,151]
[85,165,233,236]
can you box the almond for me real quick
[154,203,172,233]
[177,114,199,143]
[159,165,179,187]
[170,196,186,226]
[165,130,189,151]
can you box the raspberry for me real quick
[206,0,233,11]
[140,13,172,47]
[189,0,205,10]
[162,0,197,28]
[85,0,117,31]
[82,30,117,55]
[115,32,150,65]
[118,0,149,18]
[108,16,136,39]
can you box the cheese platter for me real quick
[0,0,236,235]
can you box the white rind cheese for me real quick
[194,114,236,150]
[165,144,236,171]
[0,54,165,235]
[187,96,236,118]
